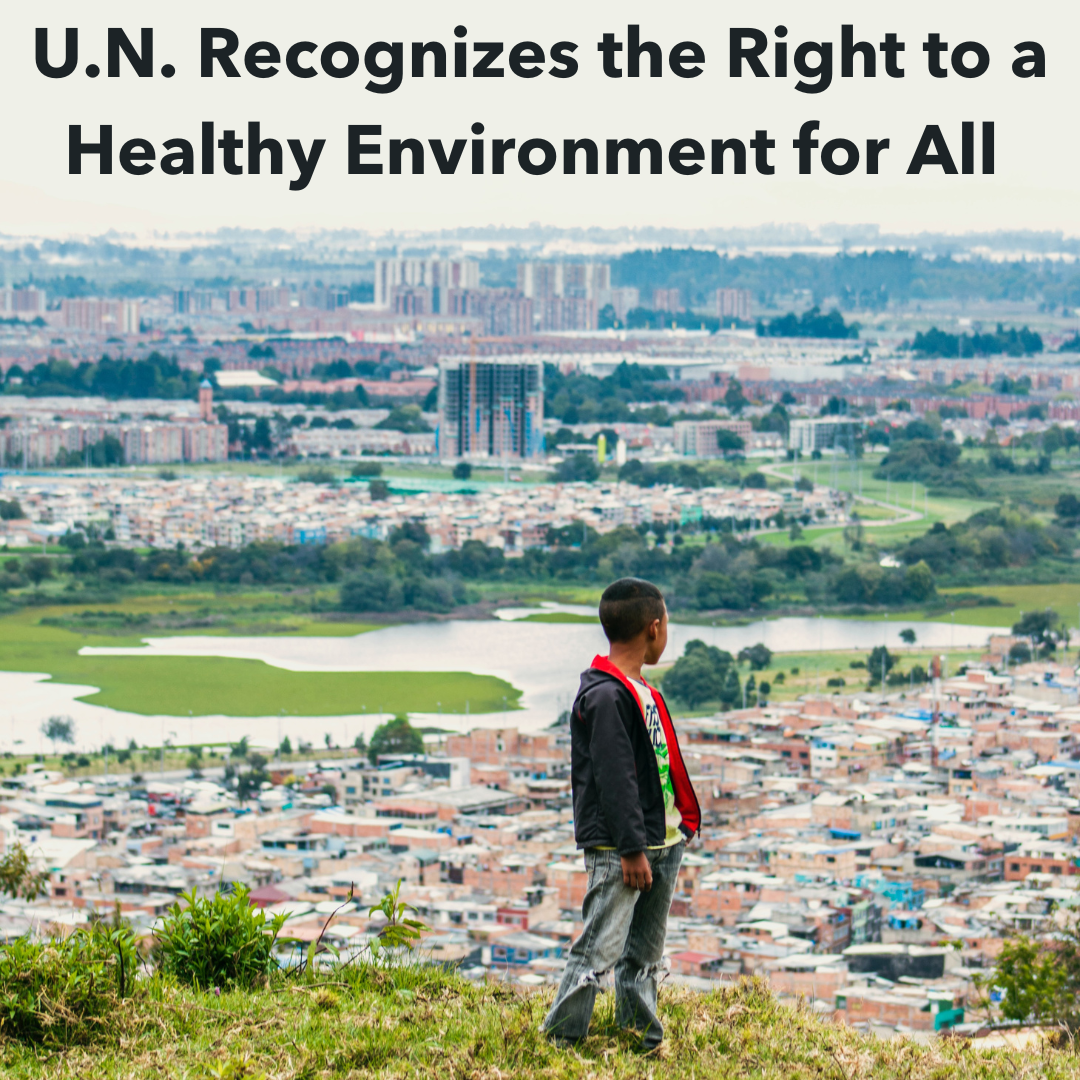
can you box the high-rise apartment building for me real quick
[609,287,640,322]
[536,297,598,332]
[446,290,533,337]
[715,288,753,322]
[0,286,46,315]
[437,357,544,461]
[60,299,140,335]
[374,259,480,311]
[652,288,683,313]
[517,262,610,302]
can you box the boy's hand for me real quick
[621,852,652,891]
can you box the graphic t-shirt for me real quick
[629,678,683,847]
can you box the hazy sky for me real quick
[2,1,1071,237]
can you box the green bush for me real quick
[157,886,287,989]
[0,926,135,1046]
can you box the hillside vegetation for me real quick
[3,967,1072,1080]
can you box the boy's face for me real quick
[643,605,669,667]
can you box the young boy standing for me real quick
[543,578,700,1049]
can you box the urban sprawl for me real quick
[2,242,1080,1038]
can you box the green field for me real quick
[764,458,997,552]
[851,583,1080,630]
[0,604,519,717]
[653,647,983,708]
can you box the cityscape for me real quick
[2,226,1080,1044]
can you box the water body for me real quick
[35,614,991,751]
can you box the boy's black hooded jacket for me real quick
[570,655,701,855]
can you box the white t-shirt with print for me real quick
[629,678,683,847]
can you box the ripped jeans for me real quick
[543,843,683,1047]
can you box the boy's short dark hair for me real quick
[599,578,665,643]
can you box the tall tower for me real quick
[199,378,214,422]
[437,356,543,462]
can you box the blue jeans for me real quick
[543,843,683,1048]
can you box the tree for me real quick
[743,472,767,490]
[1009,642,1032,665]
[1056,492,1080,521]
[0,844,48,900]
[279,736,292,756]
[738,643,773,671]
[375,404,430,433]
[368,479,391,501]
[1013,610,1058,650]
[662,640,736,708]
[0,498,24,520]
[715,429,745,455]
[794,476,813,492]
[903,560,936,602]
[353,732,367,754]
[555,453,600,483]
[41,715,75,755]
[1042,426,1065,457]
[26,557,53,586]
[867,646,896,685]
[724,377,749,414]
[899,628,917,645]
[230,735,250,762]
[368,715,424,764]
[236,754,270,805]
[719,666,742,710]
[993,936,1067,1023]
[340,570,404,612]
[663,652,725,708]
[251,416,273,454]
[452,462,472,480]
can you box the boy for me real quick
[543,577,700,1049]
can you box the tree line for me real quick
[5,517,944,617]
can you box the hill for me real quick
[7,965,1069,1080]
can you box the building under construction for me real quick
[437,356,544,462]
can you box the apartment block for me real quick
[437,356,544,461]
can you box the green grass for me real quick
[936,584,1080,630]
[860,584,1080,630]
[655,647,983,708]
[70,658,518,717]
[765,458,997,551]
[0,966,1066,1079]
[0,605,519,718]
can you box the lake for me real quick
[38,611,993,750]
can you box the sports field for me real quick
[0,604,520,717]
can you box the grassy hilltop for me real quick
[4,966,1069,1080]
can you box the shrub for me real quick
[340,570,404,612]
[738,642,773,670]
[662,640,735,708]
[368,715,424,765]
[156,886,287,989]
[350,461,383,478]
[0,926,136,1046]
[297,466,337,485]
